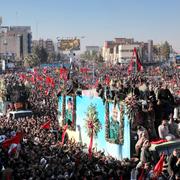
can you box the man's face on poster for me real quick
[67,100,73,110]
[112,108,118,122]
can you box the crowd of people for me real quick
[0,61,179,179]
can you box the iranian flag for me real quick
[40,120,51,129]
[127,47,143,74]
[2,132,23,155]
[134,48,143,72]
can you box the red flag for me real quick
[46,76,52,84]
[30,75,35,83]
[37,75,43,82]
[137,60,143,72]
[150,139,167,144]
[127,48,135,75]
[127,59,134,75]
[105,75,110,86]
[80,67,89,74]
[153,153,165,176]
[40,120,51,129]
[128,47,143,74]
[43,67,47,74]
[134,48,143,72]
[39,85,43,91]
[80,68,84,73]
[61,124,68,145]
[45,90,49,96]
[59,68,68,80]
[138,168,144,180]
[94,79,99,88]
[33,68,37,74]
[51,79,55,88]
[19,73,26,80]
[2,132,23,149]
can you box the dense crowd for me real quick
[0,62,179,179]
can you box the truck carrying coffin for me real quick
[58,89,131,160]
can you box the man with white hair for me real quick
[109,107,119,142]
[158,120,176,141]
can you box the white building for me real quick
[102,38,152,64]
[102,41,115,63]
[86,46,100,54]
[118,44,139,64]
[0,26,32,60]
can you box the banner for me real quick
[59,39,80,51]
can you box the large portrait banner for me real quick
[105,102,124,144]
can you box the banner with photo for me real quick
[59,39,80,51]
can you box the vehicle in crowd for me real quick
[58,89,131,160]
[7,110,33,119]
[149,139,180,162]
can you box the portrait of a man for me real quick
[109,106,120,142]
[65,97,73,125]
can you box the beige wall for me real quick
[118,44,139,64]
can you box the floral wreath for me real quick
[124,94,139,124]
[84,104,102,138]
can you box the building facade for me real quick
[45,39,55,54]
[147,40,153,62]
[32,39,55,54]
[102,38,154,64]
[118,44,140,64]
[0,26,32,61]
[86,46,100,53]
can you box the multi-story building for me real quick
[102,38,154,64]
[114,38,134,44]
[32,39,55,54]
[86,46,100,55]
[118,44,140,64]
[38,39,46,48]
[0,26,32,60]
[102,41,115,63]
[45,39,55,54]
[147,40,153,62]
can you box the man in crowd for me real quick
[157,83,174,119]
[168,149,180,180]
[158,120,176,141]
[0,62,179,179]
[135,126,149,156]
[168,114,180,138]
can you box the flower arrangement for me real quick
[124,94,139,123]
[84,104,102,138]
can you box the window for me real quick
[120,49,134,52]
[116,46,119,54]
[110,48,114,54]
